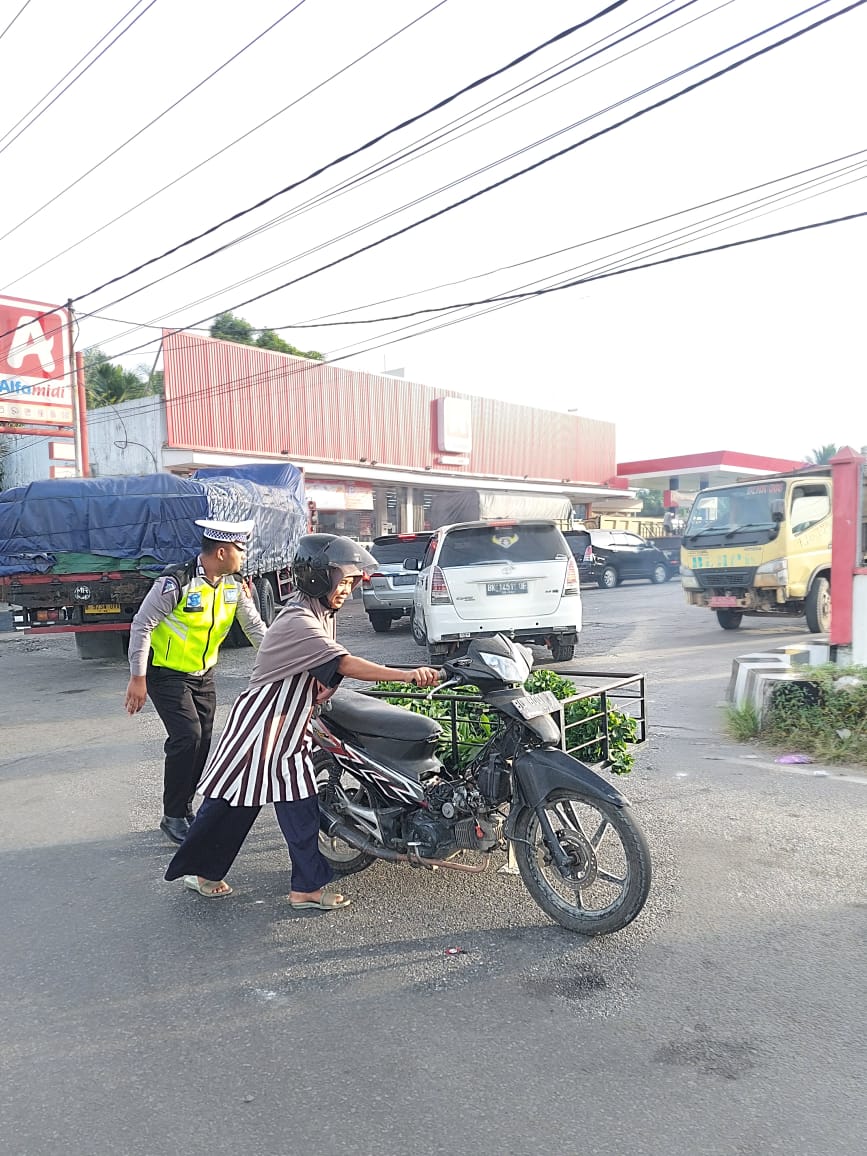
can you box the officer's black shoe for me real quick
[160,815,190,845]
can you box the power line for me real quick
[117,0,721,322]
[0,0,32,45]
[75,0,732,349]
[1,0,453,290]
[47,202,867,449]
[79,148,867,341]
[81,0,866,363]
[277,146,867,327]
[12,1,631,320]
[0,0,157,157]
[5,198,862,469]
[0,1,309,247]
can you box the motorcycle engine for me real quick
[403,780,504,858]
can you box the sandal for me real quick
[183,875,233,898]
[289,892,351,910]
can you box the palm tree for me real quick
[807,444,840,464]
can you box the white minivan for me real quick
[408,519,581,665]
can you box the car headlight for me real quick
[679,565,700,591]
[756,558,788,585]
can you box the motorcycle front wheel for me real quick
[513,790,651,935]
[313,750,378,877]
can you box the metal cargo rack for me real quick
[363,669,646,773]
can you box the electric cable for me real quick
[85,142,867,350]
[0,0,32,45]
[4,197,864,469]
[0,1,309,247]
[73,0,866,364]
[276,145,867,327]
[31,200,865,450]
[0,0,632,329]
[0,0,157,156]
[71,0,711,345]
[1,0,453,290]
[220,0,726,258]
[67,0,825,349]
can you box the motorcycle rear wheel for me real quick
[313,750,378,877]
[513,790,651,935]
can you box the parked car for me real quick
[564,529,671,589]
[408,519,581,664]
[362,533,433,632]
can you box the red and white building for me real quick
[2,332,637,536]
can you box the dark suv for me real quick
[564,529,672,589]
[361,533,433,632]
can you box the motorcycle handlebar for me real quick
[426,674,460,699]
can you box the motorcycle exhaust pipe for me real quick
[320,803,488,875]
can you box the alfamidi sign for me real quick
[0,296,72,426]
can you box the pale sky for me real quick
[1,0,864,467]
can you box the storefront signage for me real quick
[434,396,472,455]
[305,481,374,510]
[0,296,72,426]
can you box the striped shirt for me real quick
[197,671,320,804]
[196,592,348,805]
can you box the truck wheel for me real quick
[805,575,831,634]
[368,611,392,633]
[716,609,743,630]
[599,565,619,590]
[255,577,277,626]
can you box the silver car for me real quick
[361,533,433,632]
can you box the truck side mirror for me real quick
[771,499,785,522]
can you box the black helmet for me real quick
[291,534,377,599]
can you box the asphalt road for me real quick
[0,583,865,1156]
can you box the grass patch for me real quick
[757,664,867,765]
[725,702,760,742]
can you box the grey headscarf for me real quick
[247,589,348,691]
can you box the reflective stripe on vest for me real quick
[150,575,239,673]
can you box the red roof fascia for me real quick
[616,450,806,475]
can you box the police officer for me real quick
[124,518,267,844]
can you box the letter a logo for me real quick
[7,315,57,375]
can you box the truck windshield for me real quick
[683,481,786,548]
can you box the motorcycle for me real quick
[310,634,651,935]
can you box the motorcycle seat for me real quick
[325,688,442,742]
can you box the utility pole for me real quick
[66,299,84,477]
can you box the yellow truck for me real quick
[679,467,836,632]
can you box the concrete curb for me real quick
[727,637,830,721]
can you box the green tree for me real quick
[210,311,254,344]
[209,312,323,360]
[83,347,158,408]
[807,444,840,464]
[637,488,664,516]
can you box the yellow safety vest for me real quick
[150,573,241,673]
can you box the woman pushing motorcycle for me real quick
[165,534,439,905]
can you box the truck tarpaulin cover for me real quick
[0,464,306,576]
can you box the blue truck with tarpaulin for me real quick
[0,463,308,659]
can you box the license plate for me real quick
[83,603,122,615]
[392,574,417,587]
[709,596,738,608]
[486,581,528,596]
[513,690,561,720]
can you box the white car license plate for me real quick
[486,581,528,596]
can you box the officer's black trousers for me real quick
[145,666,217,818]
